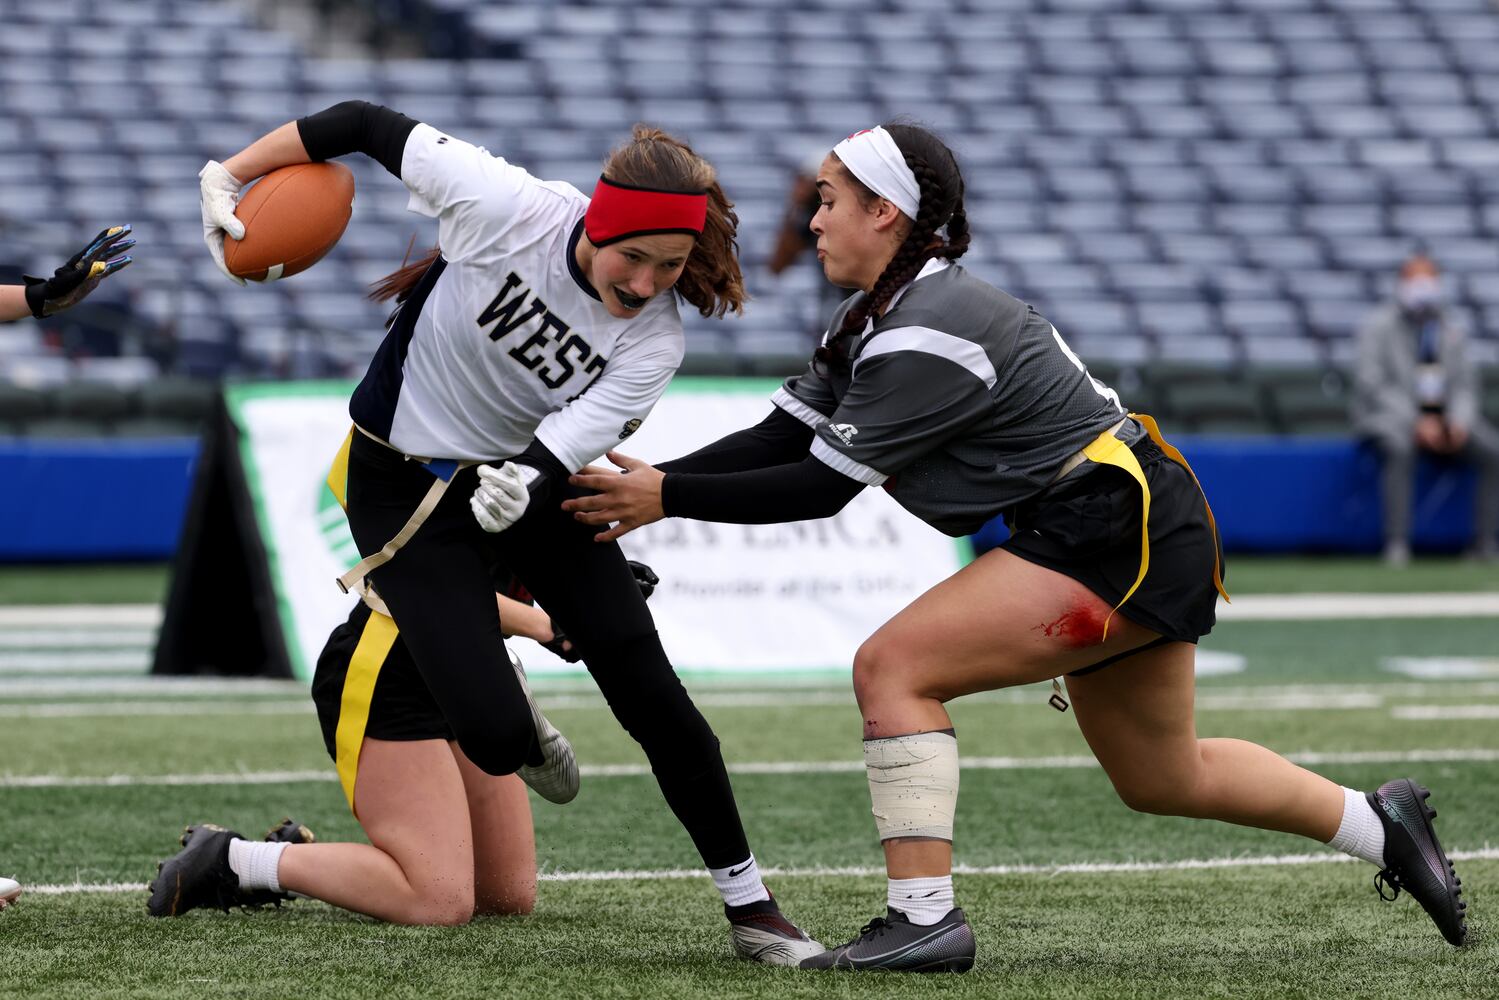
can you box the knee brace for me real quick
[864,730,960,842]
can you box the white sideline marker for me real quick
[1217,592,1499,620]
[1384,657,1499,679]
[25,845,1499,897]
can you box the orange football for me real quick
[224,161,355,282]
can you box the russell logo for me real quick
[619,418,642,440]
[829,422,859,446]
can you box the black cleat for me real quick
[727,893,826,966]
[1369,779,1467,946]
[800,907,975,972]
[181,817,315,910]
[146,823,242,917]
[264,817,316,847]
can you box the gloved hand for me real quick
[23,225,135,318]
[541,623,582,663]
[471,462,541,533]
[199,160,247,285]
[627,560,659,600]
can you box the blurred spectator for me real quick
[767,154,845,341]
[1353,254,1499,564]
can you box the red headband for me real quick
[584,177,708,248]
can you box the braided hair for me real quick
[814,124,970,374]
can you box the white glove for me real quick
[471,462,541,533]
[199,160,247,286]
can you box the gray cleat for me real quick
[800,907,975,973]
[509,647,578,804]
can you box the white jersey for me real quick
[349,123,685,470]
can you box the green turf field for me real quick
[1,560,1496,998]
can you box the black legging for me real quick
[345,431,750,868]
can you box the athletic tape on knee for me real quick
[864,731,959,842]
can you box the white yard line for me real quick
[3,770,337,788]
[0,605,161,627]
[1217,592,1499,620]
[25,845,1499,896]
[0,700,314,719]
[0,651,151,673]
[0,677,308,697]
[1392,705,1499,720]
[0,630,157,649]
[1194,693,1384,711]
[8,748,1499,788]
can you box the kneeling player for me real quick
[143,567,634,925]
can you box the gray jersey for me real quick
[773,259,1137,536]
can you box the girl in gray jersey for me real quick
[568,123,1468,969]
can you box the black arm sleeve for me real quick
[296,101,419,178]
[661,455,865,524]
[510,438,571,508]
[656,408,814,475]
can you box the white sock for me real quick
[888,875,955,926]
[227,838,289,892]
[710,854,770,907]
[1327,787,1386,866]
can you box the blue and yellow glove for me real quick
[24,225,135,318]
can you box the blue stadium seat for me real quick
[1214,204,1298,237]
[1073,232,1156,265]
[1208,267,1286,300]
[1046,300,1138,341]
[1304,299,1371,341]
[1046,201,1129,233]
[1283,269,1372,302]
[1391,205,1477,238]
[1222,300,1303,339]
[1157,234,1242,266]
[1140,301,1218,339]
[1209,164,1300,202]
[1243,236,1327,269]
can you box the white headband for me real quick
[832,127,921,221]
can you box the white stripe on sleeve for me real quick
[853,325,998,389]
[771,387,827,429]
[811,437,888,486]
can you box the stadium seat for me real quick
[0,382,50,436]
[1258,368,1352,435]
[50,380,133,425]
[1162,379,1270,434]
[0,0,1495,410]
[137,377,218,422]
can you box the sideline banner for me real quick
[156,378,968,680]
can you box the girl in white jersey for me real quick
[568,123,1469,970]
[148,103,824,963]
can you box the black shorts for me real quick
[311,600,454,766]
[1002,435,1225,646]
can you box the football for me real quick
[223,161,354,282]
